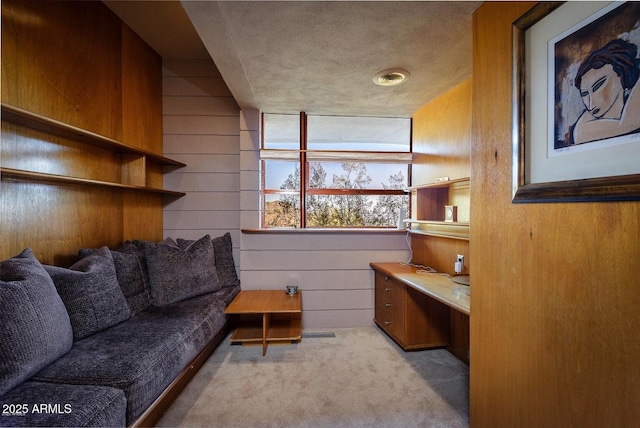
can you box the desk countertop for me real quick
[370,262,470,315]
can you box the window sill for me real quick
[241,228,410,235]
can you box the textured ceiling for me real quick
[106,1,481,118]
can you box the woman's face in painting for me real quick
[579,63,624,119]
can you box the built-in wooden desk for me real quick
[370,262,470,315]
[370,262,470,363]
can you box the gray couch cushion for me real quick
[0,381,126,427]
[79,248,150,316]
[0,249,73,396]
[178,233,240,288]
[32,292,229,425]
[45,247,131,340]
[145,235,221,305]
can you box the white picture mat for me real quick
[525,1,640,184]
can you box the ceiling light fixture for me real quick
[372,68,410,86]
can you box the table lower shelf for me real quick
[230,318,302,343]
[229,313,302,356]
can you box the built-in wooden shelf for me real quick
[1,103,186,197]
[408,177,470,241]
[1,103,186,168]
[0,167,186,197]
[408,176,470,191]
[404,219,470,241]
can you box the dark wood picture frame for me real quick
[511,2,640,203]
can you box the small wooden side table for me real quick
[224,289,302,356]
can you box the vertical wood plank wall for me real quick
[162,58,242,263]
[471,3,640,427]
[1,0,164,265]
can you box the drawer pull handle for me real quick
[385,321,393,325]
[385,303,392,307]
[385,288,392,292]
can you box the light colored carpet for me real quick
[156,327,469,428]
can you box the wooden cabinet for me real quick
[405,177,470,241]
[373,269,451,351]
[374,271,405,340]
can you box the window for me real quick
[261,113,411,228]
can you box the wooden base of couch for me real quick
[129,322,231,427]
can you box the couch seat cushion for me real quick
[31,292,228,425]
[0,381,126,427]
[0,249,73,396]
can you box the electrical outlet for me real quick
[455,255,464,274]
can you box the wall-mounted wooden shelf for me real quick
[409,177,470,241]
[1,103,186,197]
[1,103,185,168]
[0,167,186,197]
[409,177,471,191]
[404,219,470,241]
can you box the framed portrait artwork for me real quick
[512,1,640,202]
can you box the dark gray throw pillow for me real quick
[177,233,240,288]
[45,247,131,340]
[0,248,73,396]
[116,237,178,289]
[79,248,150,316]
[145,234,221,306]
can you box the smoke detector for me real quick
[372,68,410,86]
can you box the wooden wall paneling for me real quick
[146,161,164,189]
[448,181,470,223]
[412,78,472,185]
[447,310,469,365]
[122,24,163,154]
[471,2,640,427]
[122,193,164,243]
[405,286,451,349]
[1,122,122,183]
[121,23,164,240]
[410,77,472,276]
[409,77,473,365]
[1,0,123,141]
[121,154,147,187]
[411,234,469,276]
[415,187,449,221]
[0,181,123,265]
[1,1,168,265]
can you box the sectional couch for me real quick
[0,233,240,427]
